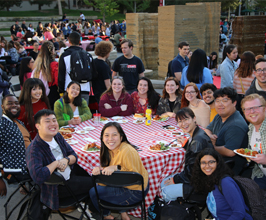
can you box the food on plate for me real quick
[149,142,170,151]
[171,144,177,147]
[172,132,182,135]
[236,148,258,157]
[84,143,101,151]
[134,113,144,118]
[135,119,143,124]
[160,115,169,118]
[100,116,108,121]
[59,132,72,139]
[166,126,175,130]
[59,127,75,133]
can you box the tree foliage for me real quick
[29,0,54,11]
[0,0,22,11]
[84,0,119,22]
[254,0,266,11]
[118,0,151,13]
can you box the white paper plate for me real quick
[133,116,145,120]
[116,119,128,124]
[83,126,96,131]
[66,140,78,145]
[172,132,184,136]
[133,120,144,124]
[81,145,100,153]
[59,126,76,133]
[148,147,170,153]
[112,116,124,120]
[152,117,169,122]
[165,126,177,130]
[233,149,257,158]
[101,120,110,124]
[76,130,89,135]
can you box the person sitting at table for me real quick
[83,22,90,35]
[156,77,182,118]
[6,41,19,64]
[89,122,149,220]
[26,109,94,214]
[54,81,92,127]
[29,40,40,60]
[0,40,7,57]
[131,77,160,115]
[19,56,34,87]
[18,78,50,139]
[43,27,55,41]
[161,107,214,202]
[14,41,27,59]
[32,32,43,45]
[99,76,134,117]
[181,82,210,128]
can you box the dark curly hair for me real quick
[191,148,233,193]
[95,41,113,57]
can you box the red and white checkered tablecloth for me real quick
[70,115,186,218]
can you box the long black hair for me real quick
[191,148,233,193]
[208,52,218,69]
[186,49,207,84]
[19,56,33,86]
[137,77,160,110]
[63,81,82,106]
[100,122,133,167]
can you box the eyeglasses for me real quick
[185,91,196,94]
[202,90,213,96]
[215,98,230,104]
[255,68,266,74]
[200,160,216,167]
[243,105,264,113]
[113,76,123,80]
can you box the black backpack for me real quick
[219,175,266,220]
[166,60,173,78]
[69,49,97,83]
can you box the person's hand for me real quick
[104,103,112,109]
[120,104,128,111]
[0,178,7,196]
[176,136,187,145]
[209,134,217,146]
[250,153,266,165]
[164,177,174,186]
[68,118,76,125]
[92,167,103,175]
[73,117,81,125]
[57,158,68,172]
[102,165,117,175]
[163,112,176,118]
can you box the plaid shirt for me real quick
[248,117,266,179]
[26,133,78,210]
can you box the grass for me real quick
[0,28,9,31]
[0,9,125,23]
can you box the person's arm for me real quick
[99,94,122,117]
[112,70,117,78]
[0,178,7,197]
[174,72,182,81]
[54,100,69,127]
[250,153,266,164]
[139,72,144,78]
[214,146,236,157]
[104,79,111,89]
[171,59,182,81]
[119,93,134,116]
[220,62,233,88]
[156,98,165,115]
[79,99,92,122]
[203,68,213,84]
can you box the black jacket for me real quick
[174,126,214,184]
[245,78,266,100]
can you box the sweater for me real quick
[54,98,92,127]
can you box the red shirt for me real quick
[18,99,48,139]
[131,91,156,115]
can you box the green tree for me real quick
[0,0,22,11]
[29,0,54,11]
[118,0,151,13]
[84,0,119,22]
[254,0,266,11]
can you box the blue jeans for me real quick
[89,184,149,216]
[161,174,183,202]
[254,175,266,190]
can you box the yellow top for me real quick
[210,107,218,122]
[108,142,149,191]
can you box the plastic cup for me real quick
[93,113,101,126]
[73,115,79,120]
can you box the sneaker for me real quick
[77,202,93,219]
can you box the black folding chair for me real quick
[10,83,21,96]
[92,171,147,220]
[44,171,91,220]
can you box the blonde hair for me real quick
[33,41,54,82]
[241,94,266,111]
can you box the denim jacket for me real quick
[220,57,238,88]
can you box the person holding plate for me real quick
[156,77,182,118]
[89,122,149,220]
[54,81,92,127]
[99,76,134,117]
[161,107,213,202]
[241,94,266,190]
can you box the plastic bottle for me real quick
[145,106,152,126]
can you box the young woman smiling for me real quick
[89,122,149,220]
[131,77,160,115]
[18,78,50,140]
[156,77,182,117]
[181,82,210,128]
[191,148,252,220]
[54,81,92,127]
[99,77,134,117]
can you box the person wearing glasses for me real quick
[181,82,210,128]
[191,148,252,220]
[161,108,213,202]
[241,94,266,190]
[99,76,134,117]
[246,58,266,100]
[205,87,248,176]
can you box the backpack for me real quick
[219,175,266,220]
[166,60,173,78]
[69,49,97,83]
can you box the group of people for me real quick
[1,27,266,220]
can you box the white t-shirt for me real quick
[46,138,71,180]
[73,106,79,116]
[80,14,85,20]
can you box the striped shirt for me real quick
[233,72,255,94]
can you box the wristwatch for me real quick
[117,165,121,171]
[65,157,70,165]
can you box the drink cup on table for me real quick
[93,113,101,126]
[73,115,79,120]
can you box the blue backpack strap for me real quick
[59,97,64,110]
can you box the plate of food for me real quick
[112,116,124,120]
[59,132,73,140]
[148,141,170,153]
[100,116,109,122]
[152,115,169,122]
[170,141,182,148]
[82,143,101,152]
[66,140,78,145]
[116,119,128,124]
[164,125,177,130]
[172,132,184,136]
[59,127,75,133]
[133,119,144,124]
[83,126,96,131]
[234,148,259,158]
[76,130,89,135]
[133,113,145,120]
